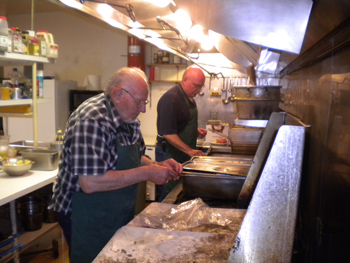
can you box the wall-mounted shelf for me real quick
[145,63,187,67]
[0,52,55,66]
[145,63,188,84]
[149,80,180,83]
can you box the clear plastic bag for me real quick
[131,198,245,234]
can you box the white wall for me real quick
[6,10,128,88]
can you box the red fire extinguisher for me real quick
[127,36,145,71]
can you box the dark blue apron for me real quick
[163,86,198,196]
[70,95,140,263]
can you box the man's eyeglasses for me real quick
[187,78,205,90]
[122,88,149,108]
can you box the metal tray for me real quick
[190,156,253,165]
[21,149,59,171]
[182,171,246,200]
[183,156,252,176]
[9,140,50,153]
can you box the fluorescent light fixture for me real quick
[146,0,172,8]
[174,9,192,32]
[201,35,214,51]
[60,0,83,9]
[96,3,114,17]
[189,24,205,43]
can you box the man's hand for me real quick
[198,128,207,139]
[149,158,183,184]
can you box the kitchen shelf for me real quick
[0,52,55,66]
[0,223,59,263]
[145,63,187,67]
[146,63,188,84]
[0,99,51,106]
[149,80,180,83]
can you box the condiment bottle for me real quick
[0,16,9,52]
[36,30,50,57]
[162,51,169,63]
[28,38,40,56]
[46,33,58,58]
[10,27,23,53]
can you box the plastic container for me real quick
[28,38,40,56]
[0,16,9,52]
[46,33,58,58]
[37,69,44,98]
[36,30,50,57]
[7,28,12,52]
[10,27,23,53]
[8,68,23,88]
[22,30,35,55]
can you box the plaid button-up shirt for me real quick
[50,92,145,214]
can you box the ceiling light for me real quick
[201,35,214,51]
[96,4,114,17]
[174,9,192,32]
[189,24,205,43]
[60,0,83,9]
[146,0,172,8]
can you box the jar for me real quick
[162,51,169,63]
[0,16,8,52]
[173,55,181,64]
[28,38,40,56]
[153,53,158,63]
[36,30,50,57]
[10,27,23,53]
[157,50,163,63]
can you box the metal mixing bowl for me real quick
[1,158,34,176]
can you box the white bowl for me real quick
[1,159,34,176]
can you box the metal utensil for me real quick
[222,78,229,104]
[229,78,235,102]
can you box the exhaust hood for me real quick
[3,0,349,77]
[57,0,314,76]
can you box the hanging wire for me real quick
[31,0,34,30]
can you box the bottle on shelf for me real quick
[22,30,35,55]
[0,16,9,52]
[8,68,23,88]
[37,70,44,98]
[162,51,169,63]
[36,30,50,57]
[10,27,23,53]
[28,38,40,56]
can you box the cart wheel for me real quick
[52,239,59,259]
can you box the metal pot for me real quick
[18,195,43,231]
[233,85,281,119]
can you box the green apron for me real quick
[70,96,141,263]
[164,86,198,195]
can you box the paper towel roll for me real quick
[83,75,101,90]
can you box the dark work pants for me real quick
[57,211,72,252]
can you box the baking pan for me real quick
[182,172,246,200]
[21,149,59,171]
[9,140,50,153]
[181,156,251,200]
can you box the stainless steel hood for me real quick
[2,0,350,76]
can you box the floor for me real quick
[21,229,69,263]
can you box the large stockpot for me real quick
[233,85,281,119]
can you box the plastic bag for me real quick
[132,198,244,233]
